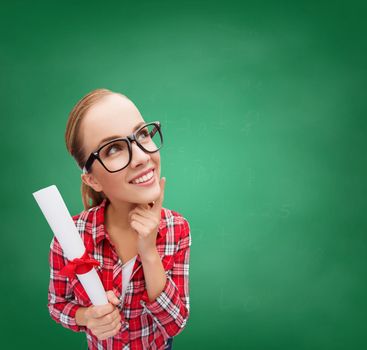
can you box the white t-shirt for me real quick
[121,255,137,302]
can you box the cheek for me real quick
[101,172,129,191]
[153,152,161,166]
[153,155,161,177]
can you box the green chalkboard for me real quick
[1,1,366,349]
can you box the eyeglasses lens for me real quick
[99,123,162,172]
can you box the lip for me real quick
[129,168,155,183]
[130,172,156,187]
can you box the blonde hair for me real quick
[65,88,129,210]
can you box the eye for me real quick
[104,142,126,156]
[106,145,117,155]
[137,128,150,141]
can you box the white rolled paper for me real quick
[33,184,108,306]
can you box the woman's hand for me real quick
[129,177,166,259]
[76,290,122,340]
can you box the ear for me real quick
[81,172,103,192]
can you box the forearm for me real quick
[138,245,190,338]
[140,249,167,302]
[48,299,86,332]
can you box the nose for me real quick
[129,141,150,167]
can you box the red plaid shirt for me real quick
[48,198,191,350]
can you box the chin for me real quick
[140,192,160,205]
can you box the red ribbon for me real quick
[59,250,100,279]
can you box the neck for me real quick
[105,199,138,233]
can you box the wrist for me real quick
[140,249,160,264]
[75,306,89,326]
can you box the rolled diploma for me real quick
[33,184,108,306]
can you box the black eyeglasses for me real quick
[82,121,163,173]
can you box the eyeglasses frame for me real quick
[82,121,163,174]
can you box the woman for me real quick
[48,88,191,350]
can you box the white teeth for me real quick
[132,170,154,184]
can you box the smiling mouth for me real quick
[129,169,155,185]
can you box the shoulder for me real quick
[71,205,100,228]
[160,206,189,230]
[160,207,191,248]
[50,204,101,253]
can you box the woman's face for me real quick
[80,94,161,206]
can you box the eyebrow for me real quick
[95,121,146,149]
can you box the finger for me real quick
[128,206,149,221]
[131,206,156,220]
[106,290,120,305]
[130,219,149,236]
[152,177,166,213]
[98,322,122,340]
[90,318,121,334]
[130,210,156,228]
[92,314,121,333]
[130,212,145,225]
[94,308,120,326]
[90,303,115,318]
[100,312,121,330]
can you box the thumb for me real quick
[106,290,120,306]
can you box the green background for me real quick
[1,0,367,349]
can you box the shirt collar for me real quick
[93,198,166,246]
